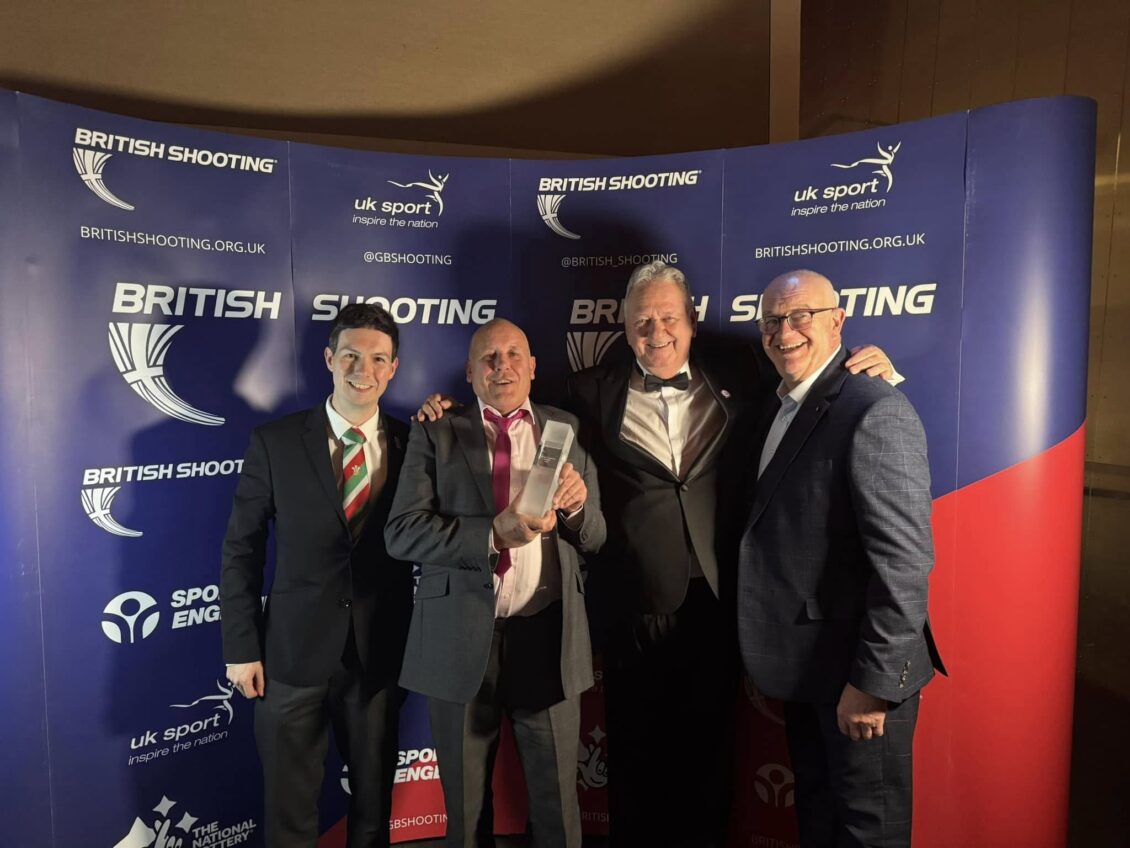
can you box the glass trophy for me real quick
[516,420,575,516]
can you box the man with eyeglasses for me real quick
[737,269,944,848]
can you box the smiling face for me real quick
[466,320,536,415]
[324,327,399,423]
[624,279,697,379]
[760,271,845,390]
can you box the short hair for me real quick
[328,303,399,357]
[624,260,694,319]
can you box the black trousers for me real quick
[784,692,921,848]
[428,602,581,848]
[603,578,737,847]
[254,641,402,848]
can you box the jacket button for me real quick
[338,598,352,608]
[680,483,690,492]
[483,582,493,590]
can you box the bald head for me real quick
[759,269,845,389]
[466,318,537,414]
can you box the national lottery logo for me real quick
[108,322,225,426]
[566,331,623,372]
[102,591,161,644]
[576,725,608,790]
[113,793,256,848]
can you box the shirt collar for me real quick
[775,345,842,407]
[325,397,380,442]
[477,397,535,424]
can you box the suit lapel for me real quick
[452,404,495,510]
[746,351,850,528]
[680,355,734,483]
[302,406,348,530]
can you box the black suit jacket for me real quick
[565,344,768,615]
[220,405,412,688]
[384,403,606,704]
[737,349,944,704]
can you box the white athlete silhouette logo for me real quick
[831,141,902,192]
[387,170,448,214]
[170,679,236,724]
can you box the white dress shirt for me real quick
[325,398,387,532]
[621,360,725,480]
[479,399,563,619]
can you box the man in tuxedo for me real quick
[385,319,606,848]
[220,303,412,848]
[738,269,944,847]
[562,261,896,847]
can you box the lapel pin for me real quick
[720,389,731,399]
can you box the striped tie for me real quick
[341,427,370,535]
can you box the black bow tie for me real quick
[643,371,690,392]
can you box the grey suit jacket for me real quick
[384,402,606,704]
[737,349,944,704]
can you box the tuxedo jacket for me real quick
[737,349,945,704]
[384,402,606,705]
[220,405,412,689]
[564,345,768,615]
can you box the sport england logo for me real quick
[753,763,796,808]
[101,584,225,644]
[109,322,224,426]
[535,170,704,240]
[113,794,256,848]
[102,591,161,644]
[566,331,623,372]
[72,127,278,212]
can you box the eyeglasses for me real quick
[756,307,838,335]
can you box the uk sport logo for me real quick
[108,322,225,426]
[102,591,161,644]
[387,170,449,215]
[831,140,902,192]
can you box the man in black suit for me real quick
[220,303,412,848]
[563,261,896,847]
[737,269,944,847]
[385,319,605,847]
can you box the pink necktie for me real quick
[483,407,530,576]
